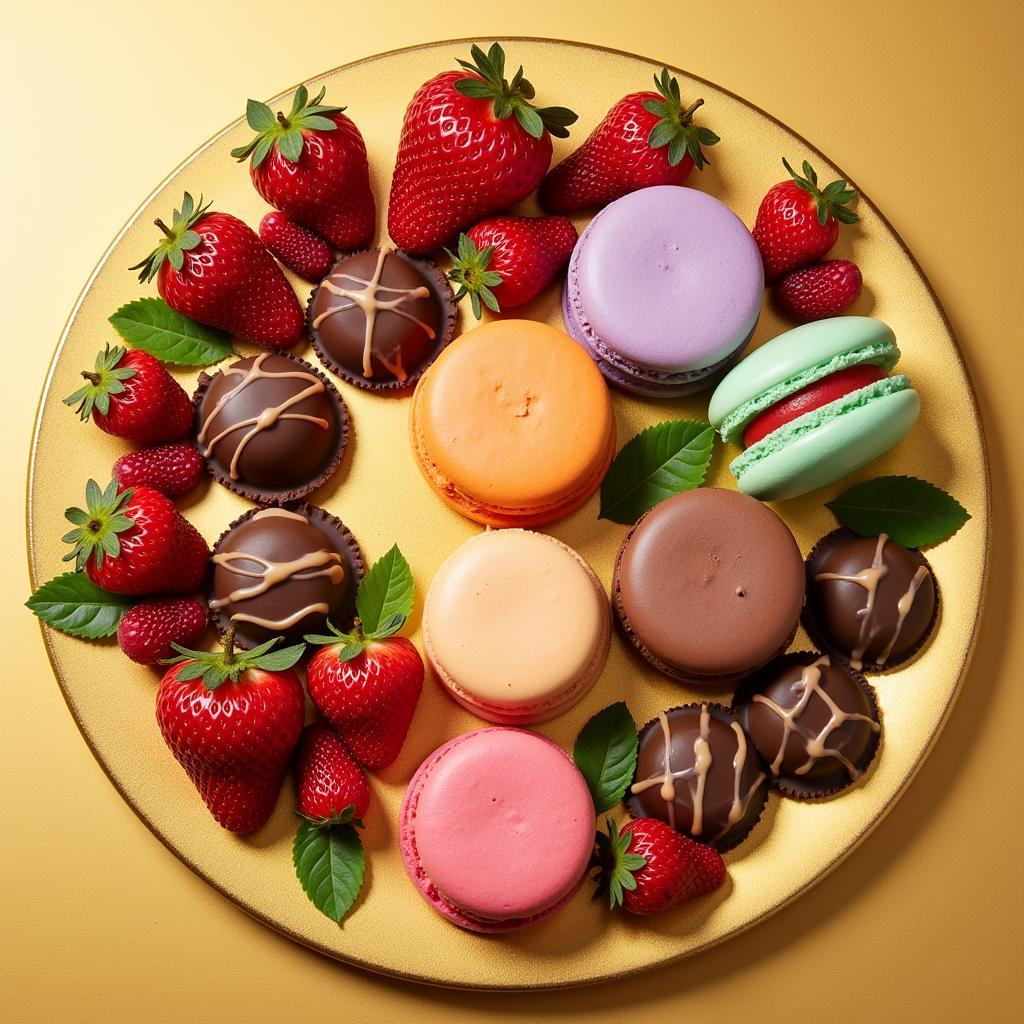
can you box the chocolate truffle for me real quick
[209,504,363,650]
[612,488,805,685]
[804,529,938,672]
[626,704,769,851]
[308,248,455,390]
[195,353,348,504]
[734,652,882,798]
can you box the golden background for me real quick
[3,0,1021,1019]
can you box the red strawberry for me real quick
[113,442,205,498]
[64,345,192,445]
[388,43,577,254]
[541,68,718,213]
[295,723,370,824]
[753,159,859,281]
[596,818,726,915]
[446,216,578,317]
[233,85,374,252]
[157,630,306,834]
[131,192,304,349]
[258,212,334,282]
[63,479,209,596]
[117,597,208,666]
[775,258,863,322]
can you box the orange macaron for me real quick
[410,320,616,527]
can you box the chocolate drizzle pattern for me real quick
[312,248,436,381]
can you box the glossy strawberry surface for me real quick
[117,596,208,666]
[295,723,370,822]
[258,211,334,282]
[113,442,204,497]
[775,258,863,322]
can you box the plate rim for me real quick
[25,35,993,991]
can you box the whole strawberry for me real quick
[388,43,577,254]
[233,85,375,252]
[131,192,304,349]
[295,723,370,824]
[113,442,204,498]
[117,597,208,666]
[753,159,859,281]
[258,212,334,282]
[542,68,718,212]
[446,216,578,317]
[595,818,726,915]
[63,479,209,596]
[776,258,863,322]
[64,345,192,445]
[305,545,423,770]
[157,630,305,834]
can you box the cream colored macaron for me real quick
[423,530,611,723]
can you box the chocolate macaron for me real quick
[194,352,348,504]
[612,488,805,685]
[308,248,455,390]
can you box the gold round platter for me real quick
[26,38,990,990]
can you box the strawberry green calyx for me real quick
[63,345,137,420]
[62,478,136,570]
[130,192,212,283]
[163,627,305,691]
[591,818,647,910]
[453,43,578,140]
[298,803,364,830]
[642,68,720,170]
[445,233,504,319]
[231,85,345,168]
[303,613,404,661]
[783,158,860,226]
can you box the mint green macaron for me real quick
[708,317,920,500]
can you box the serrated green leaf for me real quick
[355,545,414,634]
[825,476,970,547]
[25,572,134,639]
[109,297,234,366]
[573,702,638,813]
[599,420,714,525]
[293,821,365,923]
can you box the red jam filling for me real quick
[742,363,888,448]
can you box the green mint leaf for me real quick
[599,420,714,525]
[826,475,970,547]
[369,612,405,640]
[573,702,638,813]
[109,297,234,366]
[293,821,365,924]
[355,544,414,635]
[25,571,133,639]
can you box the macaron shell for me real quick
[733,384,921,500]
[399,729,594,929]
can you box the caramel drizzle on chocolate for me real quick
[312,248,435,382]
[814,533,930,669]
[198,354,329,481]
[630,706,765,839]
[752,655,880,781]
[210,509,344,631]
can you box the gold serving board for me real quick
[26,39,990,989]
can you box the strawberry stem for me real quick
[352,618,364,642]
[81,371,101,386]
[223,626,237,665]
[276,111,289,127]
[154,218,174,239]
[682,98,704,120]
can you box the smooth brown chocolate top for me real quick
[614,488,804,679]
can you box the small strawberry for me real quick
[64,345,192,445]
[63,479,209,596]
[594,818,726,915]
[541,68,718,212]
[753,159,859,281]
[157,629,306,834]
[446,216,578,317]
[117,597,208,666]
[388,43,577,254]
[258,212,334,282]
[775,258,863,322]
[131,192,304,349]
[295,723,370,824]
[113,442,205,498]
[233,85,375,252]
[305,545,423,770]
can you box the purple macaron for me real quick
[562,186,764,397]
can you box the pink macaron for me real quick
[399,728,596,932]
